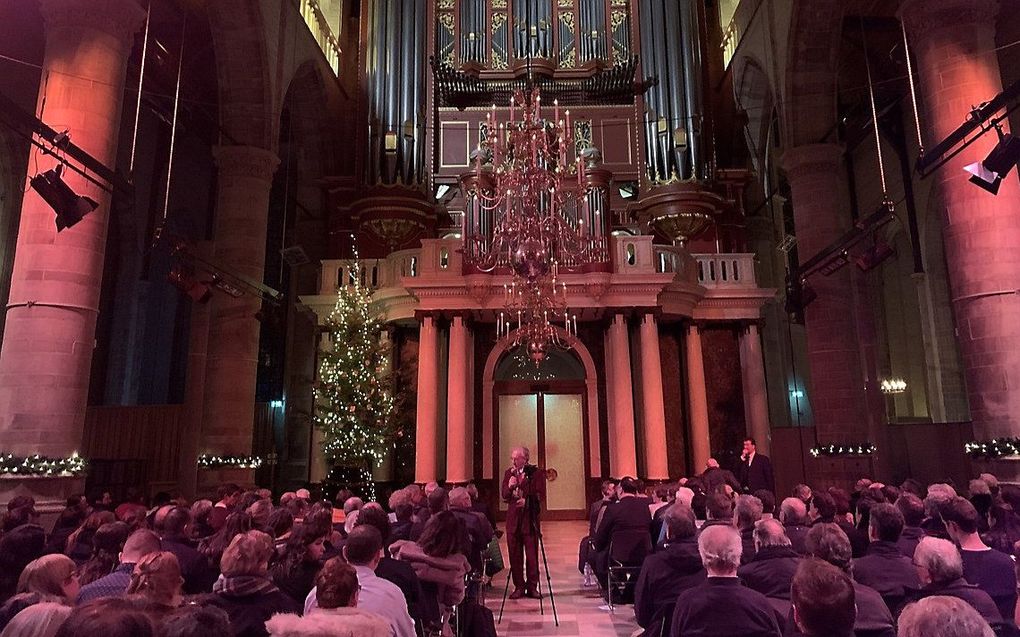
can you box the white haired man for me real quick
[912,536,1005,631]
[669,525,782,636]
[500,446,545,599]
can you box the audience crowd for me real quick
[582,466,1020,636]
[0,482,497,637]
[1,465,1019,637]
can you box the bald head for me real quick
[121,529,161,564]
[780,497,808,525]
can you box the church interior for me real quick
[0,0,1019,518]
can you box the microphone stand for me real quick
[497,470,559,626]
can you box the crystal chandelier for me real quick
[461,88,608,362]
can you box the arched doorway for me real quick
[493,346,588,520]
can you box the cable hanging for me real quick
[900,21,924,153]
[861,18,890,202]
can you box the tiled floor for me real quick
[483,520,640,637]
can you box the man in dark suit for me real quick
[738,438,775,494]
[634,504,705,630]
[501,446,546,600]
[593,476,652,584]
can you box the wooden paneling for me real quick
[83,405,184,483]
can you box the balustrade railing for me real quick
[299,0,342,75]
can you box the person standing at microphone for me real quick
[501,446,546,599]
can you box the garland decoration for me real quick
[197,454,264,470]
[0,452,87,476]
[964,438,1020,459]
[810,443,876,458]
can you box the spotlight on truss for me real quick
[168,263,212,303]
[30,164,98,231]
[964,125,1020,195]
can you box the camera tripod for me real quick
[497,495,559,626]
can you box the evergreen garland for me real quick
[313,256,398,472]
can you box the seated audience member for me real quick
[803,523,894,637]
[353,506,424,629]
[921,484,956,540]
[17,555,79,606]
[593,477,652,581]
[159,604,232,637]
[390,513,471,612]
[448,487,494,573]
[113,489,147,524]
[984,501,1020,555]
[791,559,855,637]
[792,485,813,509]
[198,512,253,570]
[267,508,294,550]
[77,529,161,604]
[911,536,1004,630]
[409,488,448,542]
[2,505,39,535]
[208,484,243,532]
[852,503,921,614]
[246,500,273,532]
[738,519,800,604]
[265,558,390,637]
[77,522,129,586]
[581,480,618,571]
[811,491,868,558]
[701,492,735,532]
[189,500,215,540]
[895,494,926,559]
[388,490,414,545]
[201,531,301,637]
[649,486,671,518]
[779,498,811,555]
[465,483,495,530]
[153,506,215,594]
[45,495,89,555]
[754,490,776,520]
[634,504,705,629]
[125,551,183,615]
[0,525,46,604]
[52,597,155,637]
[941,497,1018,623]
[898,595,995,637]
[0,601,71,637]
[669,525,782,637]
[271,523,327,605]
[65,511,115,565]
[734,495,764,564]
[307,526,415,637]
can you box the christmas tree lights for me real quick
[313,248,398,474]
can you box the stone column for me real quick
[197,146,279,492]
[902,1,1020,474]
[685,324,711,473]
[0,0,144,511]
[607,314,637,477]
[739,323,771,456]
[639,314,669,480]
[782,145,878,456]
[445,316,470,483]
[415,315,439,483]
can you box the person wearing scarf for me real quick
[198,530,301,637]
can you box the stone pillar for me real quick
[782,145,878,455]
[902,1,1020,474]
[686,324,711,473]
[607,314,637,477]
[639,314,669,480]
[445,316,470,483]
[197,146,279,492]
[372,329,395,482]
[739,323,771,456]
[415,315,439,483]
[0,0,144,511]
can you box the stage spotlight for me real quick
[30,164,98,231]
[854,240,895,272]
[965,127,1020,194]
[168,263,212,303]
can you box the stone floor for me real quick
[482,520,640,637]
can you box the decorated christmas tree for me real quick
[313,257,398,482]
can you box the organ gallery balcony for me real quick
[300,237,774,324]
